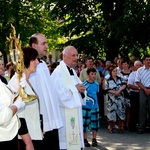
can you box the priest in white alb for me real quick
[51,46,87,150]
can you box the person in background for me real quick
[113,56,119,65]
[74,59,83,77]
[47,54,54,65]
[9,46,44,150]
[103,65,126,134]
[0,68,4,77]
[75,64,80,76]
[80,57,101,84]
[81,53,86,64]
[0,77,25,149]
[129,56,138,72]
[41,55,48,63]
[130,56,137,64]
[128,60,142,132]
[57,53,63,64]
[120,58,132,130]
[50,62,58,74]
[80,57,101,120]
[0,69,8,84]
[82,68,100,147]
[0,58,7,84]
[102,60,112,78]
[135,55,150,134]
[80,63,86,71]
[97,58,105,70]
[29,33,63,150]
[94,60,104,74]
[95,59,105,118]
[51,46,86,150]
[116,58,123,75]
[4,61,14,82]
[0,59,4,70]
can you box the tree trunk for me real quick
[106,38,120,62]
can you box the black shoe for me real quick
[84,139,91,147]
[92,139,98,147]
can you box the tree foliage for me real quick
[50,0,150,60]
[0,0,60,63]
[0,0,150,63]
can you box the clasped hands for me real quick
[75,83,86,93]
[114,90,121,96]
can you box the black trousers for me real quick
[0,135,18,150]
[43,129,60,150]
[129,91,139,130]
[139,89,150,129]
[98,91,104,117]
[19,129,59,150]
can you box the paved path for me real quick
[85,119,150,150]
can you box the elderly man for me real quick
[103,60,112,78]
[135,55,150,134]
[128,60,142,132]
[51,46,86,150]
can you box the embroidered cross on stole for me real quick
[65,108,80,150]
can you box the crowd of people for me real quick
[0,32,150,150]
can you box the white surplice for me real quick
[50,61,86,149]
[29,60,63,132]
[8,74,43,140]
[18,83,43,140]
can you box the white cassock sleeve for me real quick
[51,71,74,108]
[0,101,13,127]
[51,69,84,108]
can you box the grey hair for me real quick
[105,60,112,65]
[62,46,75,55]
[134,60,142,66]
[31,33,45,37]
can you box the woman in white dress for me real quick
[9,46,43,150]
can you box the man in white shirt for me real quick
[128,60,142,132]
[51,46,86,150]
[29,33,63,150]
[135,55,150,134]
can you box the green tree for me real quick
[50,0,150,60]
[0,0,61,63]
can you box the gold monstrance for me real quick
[7,24,37,102]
